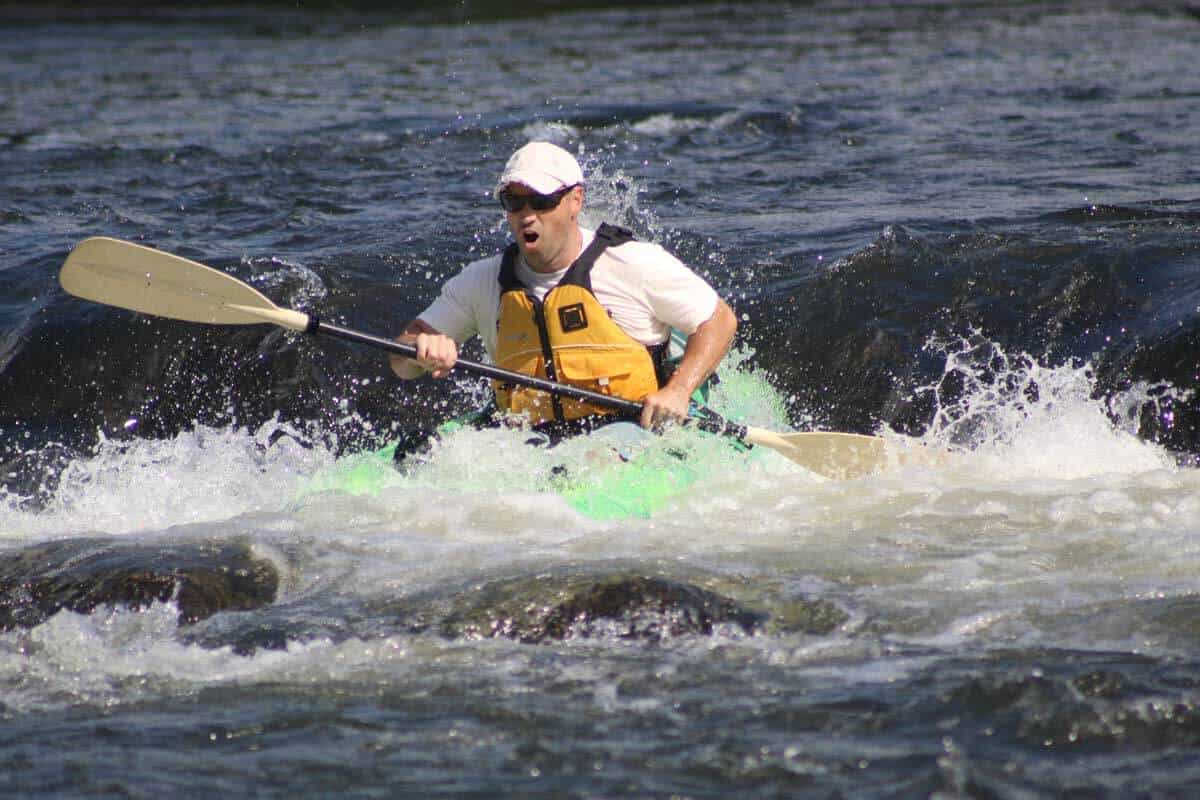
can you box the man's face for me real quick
[501,183,583,273]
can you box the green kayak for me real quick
[305,418,749,520]
[304,359,784,520]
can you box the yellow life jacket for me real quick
[493,224,666,425]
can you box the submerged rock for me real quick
[537,575,765,642]
[440,572,771,644]
[0,538,279,630]
[0,538,848,653]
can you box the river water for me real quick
[3,2,1200,796]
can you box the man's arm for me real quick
[639,298,737,429]
[390,318,459,380]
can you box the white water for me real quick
[3,343,1197,717]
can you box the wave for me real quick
[742,219,1200,455]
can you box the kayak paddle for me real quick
[59,236,925,479]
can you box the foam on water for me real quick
[1,419,335,541]
[627,111,743,137]
[0,595,471,714]
[4,335,1192,544]
[2,335,1197,675]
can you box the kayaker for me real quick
[390,141,737,443]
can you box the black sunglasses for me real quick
[498,184,577,213]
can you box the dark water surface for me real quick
[3,2,1200,797]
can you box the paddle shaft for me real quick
[312,318,748,440]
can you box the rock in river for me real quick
[0,537,279,630]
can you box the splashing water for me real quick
[912,331,1179,481]
[296,347,795,521]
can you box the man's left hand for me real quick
[639,385,692,430]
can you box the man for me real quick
[391,141,736,435]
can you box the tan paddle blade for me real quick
[59,236,309,330]
[743,428,937,480]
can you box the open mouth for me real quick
[523,231,539,244]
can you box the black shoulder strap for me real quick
[595,221,636,245]
[497,242,522,292]
[559,223,635,293]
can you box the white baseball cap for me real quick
[493,141,584,197]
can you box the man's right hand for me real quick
[412,331,458,378]
[390,322,458,380]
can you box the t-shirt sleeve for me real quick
[626,242,720,335]
[415,255,504,345]
[415,272,475,345]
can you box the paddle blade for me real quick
[743,428,935,479]
[60,237,308,330]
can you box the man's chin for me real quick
[518,243,549,270]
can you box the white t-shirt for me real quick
[417,227,719,361]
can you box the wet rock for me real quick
[0,538,279,629]
[766,594,850,636]
[440,572,769,644]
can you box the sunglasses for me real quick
[498,184,577,213]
